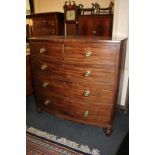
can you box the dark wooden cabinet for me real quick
[29,36,127,135]
[78,14,113,37]
[31,12,64,37]
[26,53,33,96]
[66,23,78,35]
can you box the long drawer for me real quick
[33,76,114,104]
[64,42,120,66]
[35,89,113,126]
[31,56,117,85]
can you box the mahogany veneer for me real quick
[78,14,113,37]
[29,36,127,135]
[30,12,64,37]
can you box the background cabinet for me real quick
[31,12,64,37]
[78,14,113,37]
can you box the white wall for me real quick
[26,0,30,14]
[26,0,30,11]
[34,0,114,13]
[112,0,129,106]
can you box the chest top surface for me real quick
[29,35,127,43]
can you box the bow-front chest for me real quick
[29,36,127,135]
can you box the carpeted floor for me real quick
[26,95,129,155]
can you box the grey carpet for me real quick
[26,95,129,155]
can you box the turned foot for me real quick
[104,127,113,136]
[37,107,43,113]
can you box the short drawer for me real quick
[36,90,113,126]
[64,43,120,66]
[29,42,63,60]
[31,56,66,80]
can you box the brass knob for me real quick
[84,71,91,77]
[40,64,47,71]
[84,111,89,117]
[44,99,50,106]
[93,30,96,34]
[40,47,46,54]
[85,50,92,57]
[42,82,48,88]
[83,90,90,97]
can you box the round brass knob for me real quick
[83,90,90,97]
[40,64,47,71]
[84,71,91,77]
[85,50,92,57]
[42,82,49,88]
[84,111,89,117]
[40,47,46,54]
[44,99,50,106]
[93,30,96,34]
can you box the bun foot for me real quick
[37,107,42,113]
[104,127,113,136]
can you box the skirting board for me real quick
[117,68,129,107]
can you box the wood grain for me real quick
[78,14,113,37]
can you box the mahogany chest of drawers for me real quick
[29,36,127,135]
[31,12,64,37]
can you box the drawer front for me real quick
[31,57,116,85]
[33,19,47,27]
[31,57,66,81]
[30,42,63,60]
[33,27,56,36]
[33,75,114,104]
[63,63,116,84]
[33,18,56,36]
[33,18,55,27]
[64,43,120,66]
[36,90,113,126]
[33,27,51,36]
